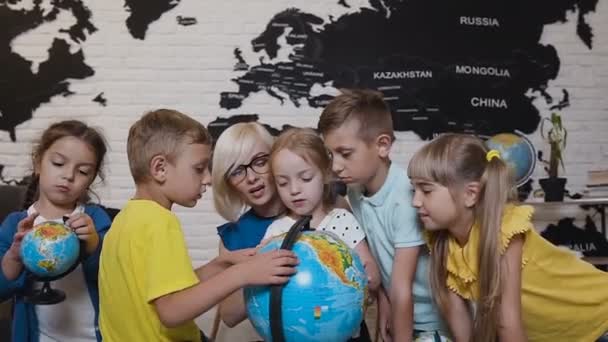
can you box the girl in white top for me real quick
[0,120,110,342]
[264,128,380,291]
[263,128,381,341]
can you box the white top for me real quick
[28,204,97,342]
[264,208,366,250]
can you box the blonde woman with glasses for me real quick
[211,122,286,341]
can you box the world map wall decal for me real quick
[219,0,599,139]
[0,0,599,142]
[0,0,177,141]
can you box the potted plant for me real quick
[538,112,568,201]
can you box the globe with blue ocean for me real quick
[20,221,80,278]
[245,231,368,342]
[485,132,536,187]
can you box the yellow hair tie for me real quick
[486,149,501,162]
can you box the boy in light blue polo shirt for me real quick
[319,89,448,342]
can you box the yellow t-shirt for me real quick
[439,205,608,342]
[99,200,201,342]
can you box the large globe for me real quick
[245,231,368,342]
[20,221,80,278]
[485,132,536,187]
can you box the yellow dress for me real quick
[441,205,608,341]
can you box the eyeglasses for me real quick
[226,154,270,184]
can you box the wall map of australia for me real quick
[220,0,598,139]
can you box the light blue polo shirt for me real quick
[348,162,445,333]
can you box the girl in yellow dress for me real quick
[407,133,608,342]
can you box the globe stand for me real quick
[270,215,312,342]
[23,280,65,305]
[22,235,85,306]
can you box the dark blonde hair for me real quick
[407,133,516,342]
[317,88,395,143]
[127,109,211,183]
[270,128,334,209]
[25,120,108,208]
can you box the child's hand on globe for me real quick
[242,250,298,285]
[221,247,257,265]
[6,212,38,263]
[66,213,99,255]
[255,238,271,250]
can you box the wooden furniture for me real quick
[583,257,608,266]
[528,197,608,269]
[527,197,608,235]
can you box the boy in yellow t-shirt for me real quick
[99,109,298,342]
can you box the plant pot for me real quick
[539,177,567,202]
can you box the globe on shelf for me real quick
[245,230,368,342]
[485,132,536,187]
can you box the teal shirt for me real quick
[348,163,446,333]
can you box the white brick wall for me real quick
[1,1,607,338]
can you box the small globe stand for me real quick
[270,215,312,342]
[23,239,85,305]
[24,276,67,305]
[23,218,85,305]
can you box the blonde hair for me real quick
[127,109,211,184]
[270,128,334,210]
[317,88,395,143]
[407,133,516,342]
[212,122,275,222]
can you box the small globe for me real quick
[485,132,536,187]
[20,221,80,278]
[245,231,368,342]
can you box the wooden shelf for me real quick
[583,257,608,266]
[526,197,608,206]
[526,197,608,235]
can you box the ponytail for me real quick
[474,155,515,341]
[21,174,39,210]
[428,230,450,316]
